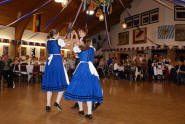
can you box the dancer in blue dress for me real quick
[64,33,103,120]
[42,29,69,112]
[71,28,101,111]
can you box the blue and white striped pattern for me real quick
[158,25,174,39]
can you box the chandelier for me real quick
[83,0,114,21]
[55,0,68,7]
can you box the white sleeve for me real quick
[58,39,66,48]
[73,44,81,53]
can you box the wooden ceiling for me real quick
[0,0,133,39]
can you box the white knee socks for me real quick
[47,92,52,106]
[47,91,64,106]
[56,91,64,104]
[87,101,92,115]
[78,101,83,111]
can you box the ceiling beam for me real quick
[14,0,52,40]
[43,1,81,33]
[14,0,52,57]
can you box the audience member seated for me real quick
[68,56,76,79]
[23,55,31,64]
[31,57,39,65]
[141,59,148,80]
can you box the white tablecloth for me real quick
[26,65,45,73]
[14,65,45,82]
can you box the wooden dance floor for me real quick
[0,79,185,124]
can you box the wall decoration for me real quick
[150,8,159,23]
[3,39,9,43]
[31,48,36,57]
[133,14,140,27]
[21,47,27,56]
[3,46,9,55]
[124,8,159,29]
[125,16,133,29]
[40,48,46,57]
[118,31,129,45]
[141,11,150,25]
[133,28,147,44]
[175,24,185,41]
[22,41,27,45]
[33,13,41,33]
[35,43,40,46]
[158,25,174,39]
[174,6,185,21]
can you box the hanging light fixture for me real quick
[55,0,68,7]
[86,2,96,15]
[99,14,104,21]
[122,22,127,29]
[61,0,68,7]
[86,10,94,15]
[96,9,102,17]
[55,0,63,3]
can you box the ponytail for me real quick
[47,29,59,39]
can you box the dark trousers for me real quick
[176,72,185,85]
[142,69,147,81]
[0,71,2,80]
[3,70,14,88]
[68,69,75,80]
[75,59,80,68]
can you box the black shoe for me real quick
[78,111,84,115]
[92,102,101,111]
[85,114,93,120]
[71,102,79,109]
[54,102,62,111]
[46,106,51,112]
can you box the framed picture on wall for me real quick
[133,27,147,44]
[40,48,46,57]
[141,11,150,25]
[21,47,26,56]
[3,46,9,55]
[158,25,174,39]
[174,6,185,21]
[125,17,133,29]
[133,14,140,27]
[150,8,159,23]
[118,31,129,45]
[175,24,185,41]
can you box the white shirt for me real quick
[48,39,66,48]
[68,59,76,69]
[114,63,119,71]
[118,66,124,72]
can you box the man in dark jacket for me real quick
[0,57,4,87]
[1,55,15,88]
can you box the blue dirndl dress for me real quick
[64,47,103,103]
[42,39,69,92]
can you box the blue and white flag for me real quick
[158,25,174,39]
